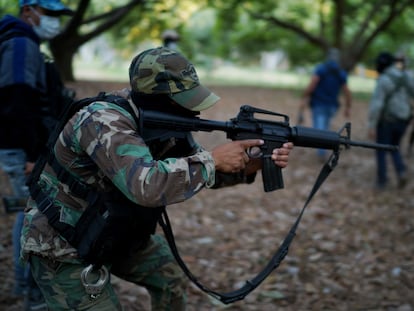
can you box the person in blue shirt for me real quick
[300,48,352,161]
[0,0,73,310]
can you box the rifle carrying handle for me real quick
[262,155,284,192]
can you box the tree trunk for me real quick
[47,0,148,82]
[49,40,78,81]
[342,54,357,73]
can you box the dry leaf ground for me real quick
[1,82,413,311]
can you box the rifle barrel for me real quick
[343,139,398,151]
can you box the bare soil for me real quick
[1,81,413,311]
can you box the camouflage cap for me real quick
[129,47,220,111]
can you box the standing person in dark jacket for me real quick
[300,48,352,161]
[0,0,73,309]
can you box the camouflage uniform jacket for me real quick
[21,99,221,262]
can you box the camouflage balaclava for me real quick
[129,47,220,111]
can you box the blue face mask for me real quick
[30,7,61,40]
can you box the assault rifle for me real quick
[143,105,398,304]
[140,105,397,192]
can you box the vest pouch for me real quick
[75,189,162,266]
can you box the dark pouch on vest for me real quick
[76,189,162,266]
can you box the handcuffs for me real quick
[80,264,109,299]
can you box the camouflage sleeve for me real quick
[66,101,216,207]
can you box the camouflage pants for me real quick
[29,234,188,310]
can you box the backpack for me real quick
[27,92,196,267]
[381,72,413,122]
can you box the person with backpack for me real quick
[300,48,352,161]
[19,47,294,310]
[0,0,73,309]
[368,52,414,190]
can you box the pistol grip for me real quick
[262,156,284,192]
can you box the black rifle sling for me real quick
[158,151,340,304]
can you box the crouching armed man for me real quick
[21,47,293,310]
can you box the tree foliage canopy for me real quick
[208,0,414,71]
[2,0,414,80]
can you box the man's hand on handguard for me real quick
[212,140,293,174]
